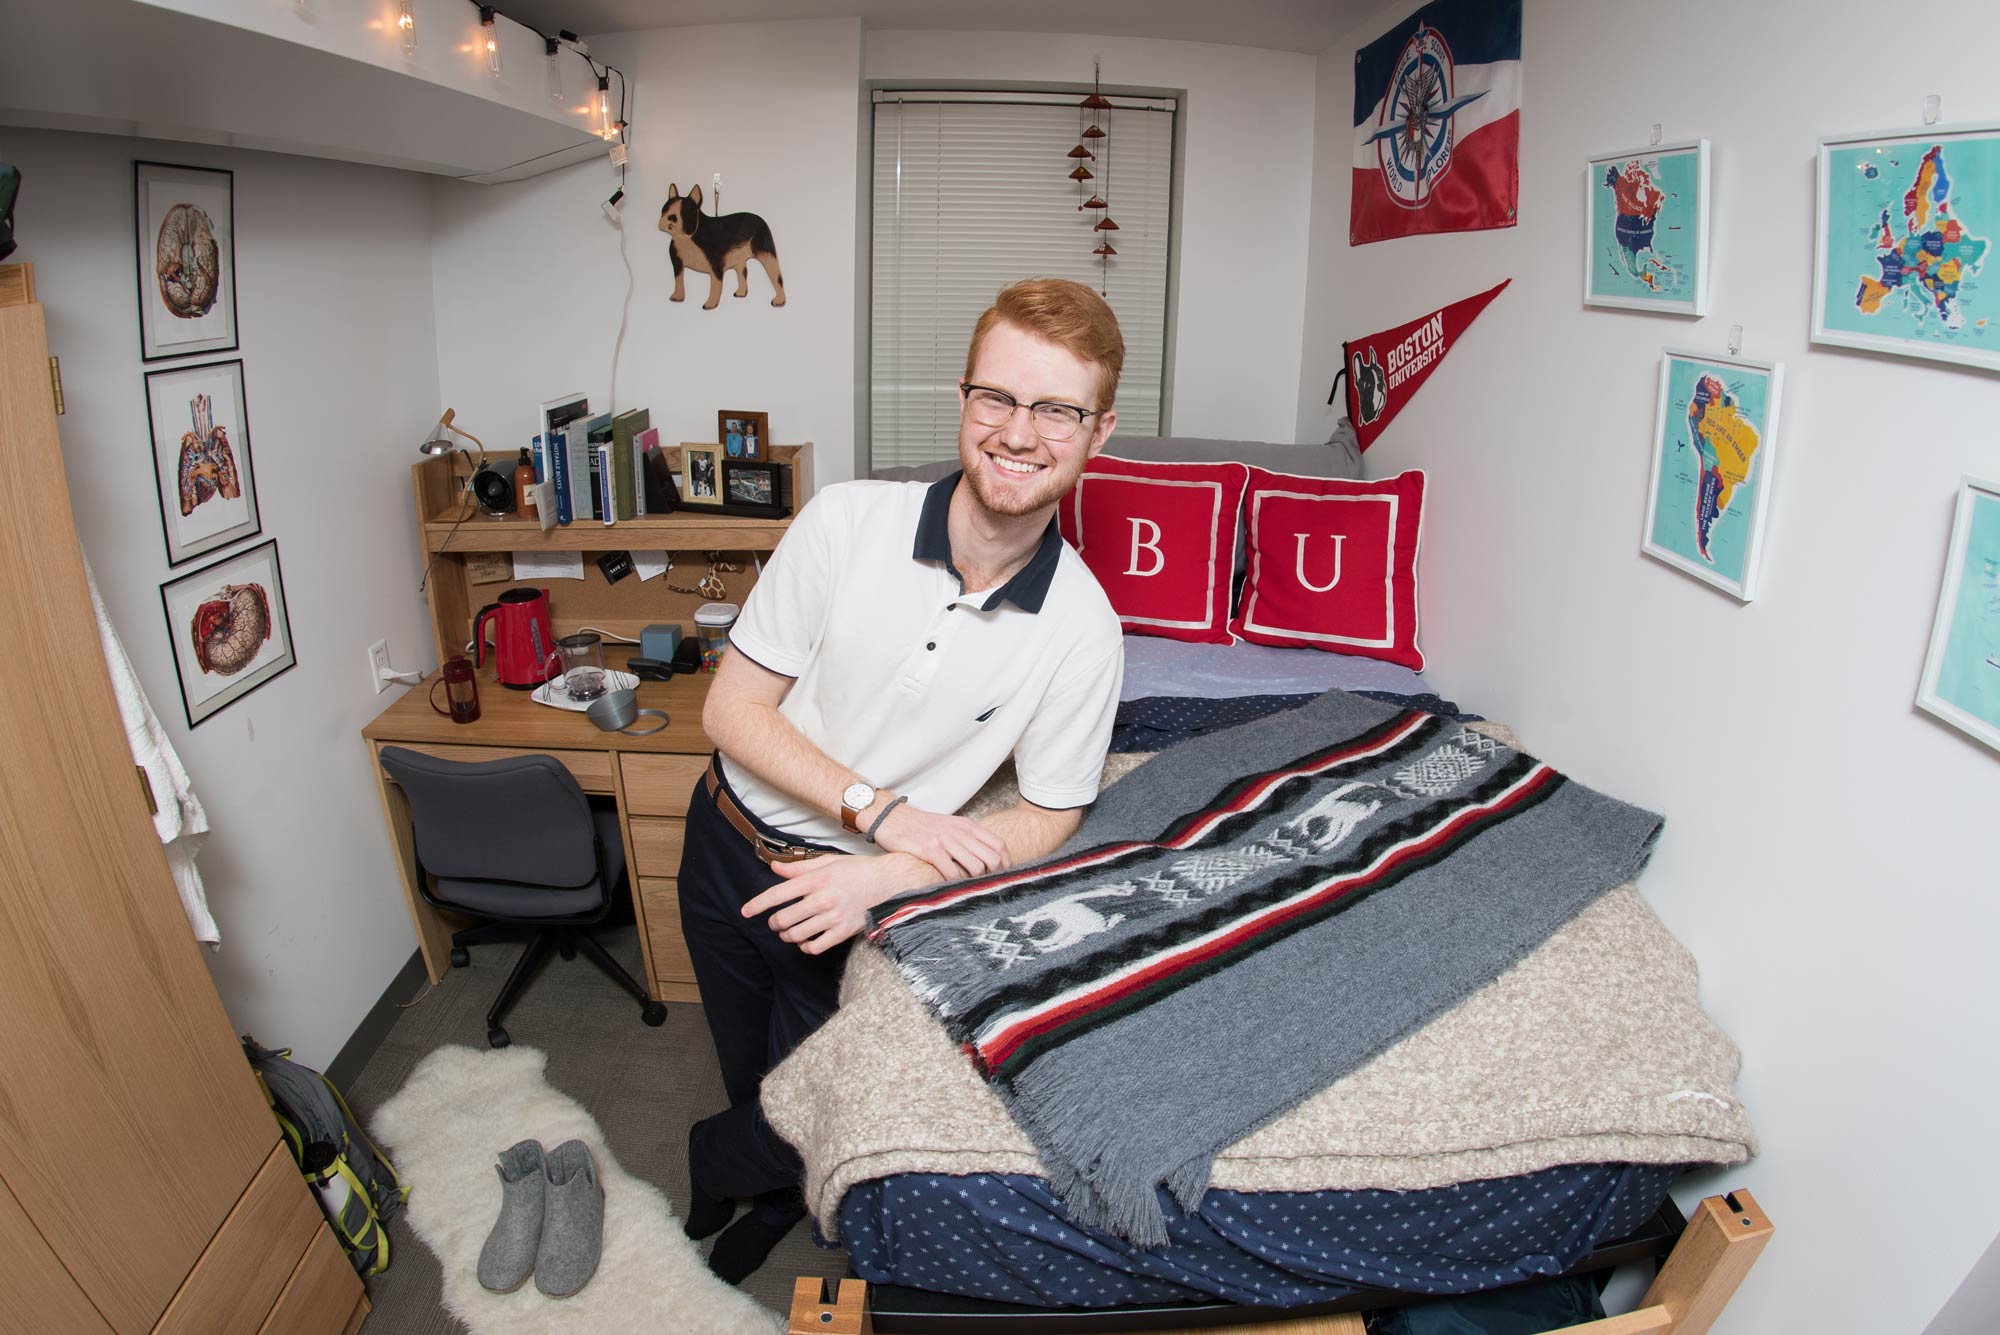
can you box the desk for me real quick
[364,652,718,1004]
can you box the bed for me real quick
[770,440,1762,1328]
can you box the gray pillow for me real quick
[870,422,1364,482]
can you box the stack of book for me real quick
[530,395,679,525]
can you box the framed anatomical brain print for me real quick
[135,161,239,362]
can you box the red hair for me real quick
[964,278,1125,409]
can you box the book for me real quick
[641,441,680,513]
[632,426,660,517]
[581,413,613,521]
[611,409,649,522]
[549,426,573,525]
[537,393,588,491]
[566,421,596,521]
[599,444,617,525]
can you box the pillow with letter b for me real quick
[1058,455,1249,644]
[1229,468,1426,669]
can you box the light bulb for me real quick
[480,9,500,75]
[397,0,414,55]
[545,37,563,103]
[596,75,614,139]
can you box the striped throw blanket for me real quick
[866,690,1663,1246]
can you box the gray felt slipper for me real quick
[535,1139,604,1298]
[477,1140,546,1293]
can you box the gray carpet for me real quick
[343,924,849,1332]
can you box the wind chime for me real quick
[1067,60,1117,293]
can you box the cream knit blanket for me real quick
[762,736,1756,1239]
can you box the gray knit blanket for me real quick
[864,690,1664,1246]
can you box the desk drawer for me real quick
[637,877,695,986]
[620,754,707,816]
[628,817,686,878]
[382,744,613,793]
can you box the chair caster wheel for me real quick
[642,1002,668,1027]
[450,946,470,968]
[558,941,577,961]
[487,1027,511,1049]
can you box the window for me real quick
[869,90,1177,472]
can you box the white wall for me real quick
[9,129,442,1068]
[428,18,865,482]
[867,29,1318,447]
[1295,2,2000,1331]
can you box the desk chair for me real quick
[378,747,668,1048]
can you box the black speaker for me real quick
[470,459,516,514]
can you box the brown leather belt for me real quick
[704,758,825,864]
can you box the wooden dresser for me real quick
[0,283,367,1335]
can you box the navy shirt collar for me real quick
[911,470,1064,614]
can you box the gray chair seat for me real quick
[433,806,625,919]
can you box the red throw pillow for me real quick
[1229,468,1426,669]
[1058,455,1249,644]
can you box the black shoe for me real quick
[682,1127,734,1241]
[706,1211,797,1286]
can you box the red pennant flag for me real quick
[1338,279,1509,451]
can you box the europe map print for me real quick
[1818,127,2000,369]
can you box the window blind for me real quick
[870,91,1176,471]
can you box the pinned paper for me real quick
[632,551,671,581]
[512,551,586,581]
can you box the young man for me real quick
[678,277,1127,1282]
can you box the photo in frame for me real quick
[681,442,725,507]
[1916,476,2000,753]
[722,460,792,516]
[1584,139,1710,315]
[1813,123,2000,372]
[717,410,768,461]
[135,161,238,362]
[145,358,261,566]
[159,539,297,727]
[1641,350,1784,602]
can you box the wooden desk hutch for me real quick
[365,446,814,1005]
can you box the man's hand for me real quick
[741,852,942,955]
[870,802,1009,881]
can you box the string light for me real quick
[545,36,563,102]
[596,74,614,139]
[397,0,415,56]
[480,7,501,75]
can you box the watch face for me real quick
[842,782,874,810]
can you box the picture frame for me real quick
[1583,139,1710,315]
[159,539,297,728]
[1812,122,2000,372]
[1641,350,1785,602]
[681,442,725,507]
[718,410,769,462]
[722,459,792,516]
[144,358,261,567]
[1916,476,2000,753]
[134,161,239,363]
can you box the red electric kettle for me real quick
[474,588,559,690]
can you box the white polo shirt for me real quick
[722,473,1125,854]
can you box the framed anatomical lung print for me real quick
[160,539,296,727]
[145,358,261,566]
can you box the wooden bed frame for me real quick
[788,1189,1770,1335]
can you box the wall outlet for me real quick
[367,639,392,693]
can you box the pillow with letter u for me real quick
[1058,454,1249,644]
[1229,468,1426,669]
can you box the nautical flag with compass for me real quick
[1351,0,1521,246]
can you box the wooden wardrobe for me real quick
[0,280,368,1335]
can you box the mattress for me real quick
[834,1163,1677,1309]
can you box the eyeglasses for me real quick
[960,382,1103,443]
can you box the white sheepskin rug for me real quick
[370,1044,780,1335]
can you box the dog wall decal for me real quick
[657,184,786,310]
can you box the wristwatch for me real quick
[840,781,877,833]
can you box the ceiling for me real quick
[495,0,1372,55]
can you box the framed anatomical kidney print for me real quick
[160,539,296,727]
[135,161,239,362]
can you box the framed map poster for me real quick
[144,359,261,567]
[1642,350,1784,602]
[1916,476,2000,753]
[134,161,239,363]
[1814,124,1998,371]
[1584,139,1710,315]
[159,539,297,727]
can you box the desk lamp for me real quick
[418,409,514,515]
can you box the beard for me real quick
[956,438,1088,519]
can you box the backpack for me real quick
[242,1038,409,1275]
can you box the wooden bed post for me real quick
[787,1190,1771,1335]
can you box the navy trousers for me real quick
[677,762,850,1225]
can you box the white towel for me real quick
[84,556,219,946]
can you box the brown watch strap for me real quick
[840,801,864,833]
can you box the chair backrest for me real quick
[377,747,599,889]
